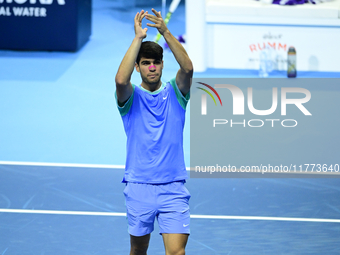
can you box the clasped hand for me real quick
[134,9,168,39]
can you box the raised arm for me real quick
[146,9,193,96]
[115,10,148,104]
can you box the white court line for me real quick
[0,161,192,171]
[2,161,340,174]
[0,161,125,169]
[1,208,340,223]
[0,209,125,217]
[190,214,340,223]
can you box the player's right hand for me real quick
[134,10,148,39]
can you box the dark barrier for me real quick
[0,0,91,51]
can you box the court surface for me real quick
[1,0,340,254]
[1,162,340,254]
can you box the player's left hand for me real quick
[145,8,168,35]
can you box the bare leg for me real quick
[130,234,151,255]
[162,233,189,255]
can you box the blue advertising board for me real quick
[0,0,91,51]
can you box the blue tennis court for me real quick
[1,0,340,254]
[1,163,340,254]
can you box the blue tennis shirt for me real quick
[115,78,189,184]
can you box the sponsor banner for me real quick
[190,78,340,178]
[0,0,91,51]
[0,0,65,17]
[208,25,340,72]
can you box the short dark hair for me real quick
[136,41,163,65]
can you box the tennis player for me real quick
[115,8,193,255]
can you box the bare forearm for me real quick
[116,10,147,103]
[145,9,192,95]
[163,30,193,73]
[115,37,143,86]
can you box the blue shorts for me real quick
[123,181,191,236]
